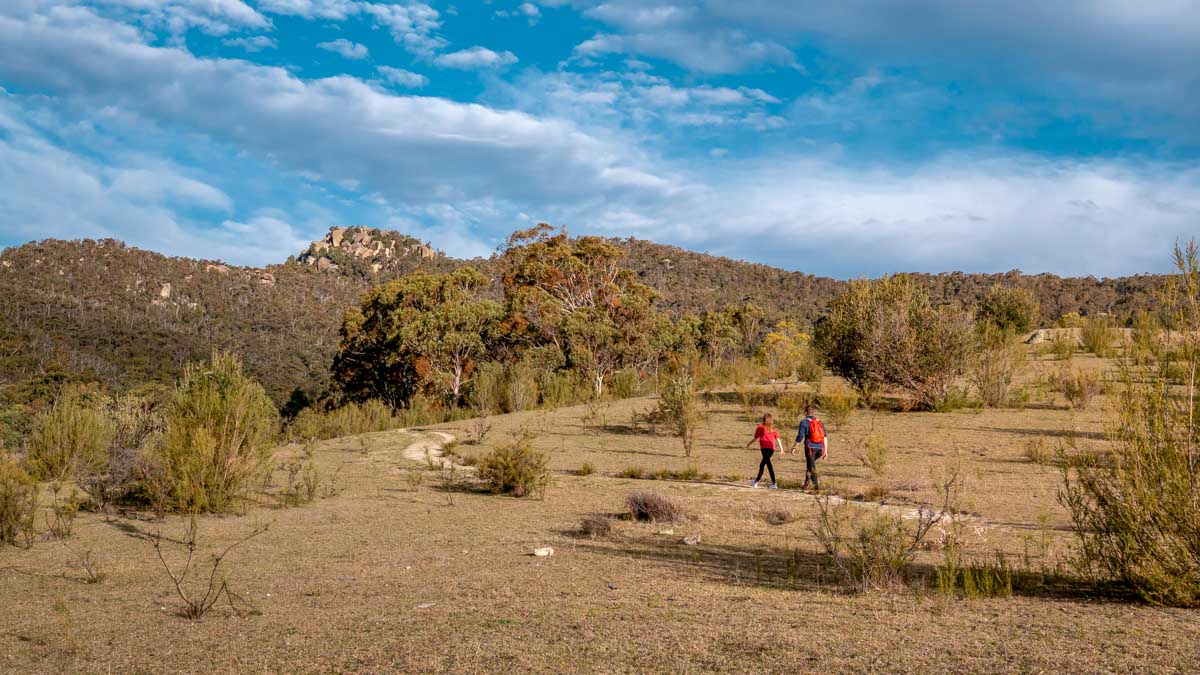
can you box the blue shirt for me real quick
[796,416,825,449]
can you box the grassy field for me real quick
[2,352,1198,673]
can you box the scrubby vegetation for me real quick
[1060,243,1200,607]
[0,453,37,547]
[625,490,689,523]
[477,436,551,498]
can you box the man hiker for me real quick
[791,404,827,491]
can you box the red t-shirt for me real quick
[754,424,780,450]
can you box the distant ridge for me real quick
[0,227,1166,401]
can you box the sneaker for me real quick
[769,483,778,490]
[749,480,758,488]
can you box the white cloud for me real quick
[89,0,270,36]
[434,46,518,70]
[376,65,427,88]
[254,0,446,56]
[255,0,360,20]
[317,38,368,59]
[222,35,277,51]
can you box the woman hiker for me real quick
[791,404,827,491]
[746,413,782,489]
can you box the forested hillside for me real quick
[0,226,1166,402]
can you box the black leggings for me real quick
[756,447,776,483]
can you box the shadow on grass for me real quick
[571,535,1129,603]
[974,426,1106,441]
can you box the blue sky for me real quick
[0,1,1197,278]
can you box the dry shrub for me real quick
[477,437,550,498]
[760,507,794,526]
[1050,333,1076,361]
[977,285,1040,334]
[818,386,858,431]
[1050,367,1102,410]
[278,445,321,508]
[152,514,268,619]
[813,467,961,592]
[971,330,1027,407]
[25,390,113,481]
[579,514,612,538]
[576,462,596,476]
[625,490,688,523]
[776,390,816,430]
[143,351,279,514]
[858,434,889,478]
[0,453,37,547]
[1022,438,1053,466]
[1060,242,1200,607]
[289,399,401,441]
[652,371,705,456]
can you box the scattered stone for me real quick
[682,535,701,546]
[655,529,675,536]
[607,583,618,590]
[416,602,435,609]
[533,547,554,557]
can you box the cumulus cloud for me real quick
[317,38,368,59]
[222,35,277,51]
[89,0,271,36]
[256,0,446,56]
[434,46,518,70]
[0,4,669,208]
[376,65,428,88]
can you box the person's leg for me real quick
[756,448,768,482]
[765,450,776,484]
[805,448,820,490]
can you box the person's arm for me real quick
[821,436,829,459]
[792,419,808,453]
[747,425,761,449]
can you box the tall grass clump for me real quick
[651,370,704,457]
[477,435,550,498]
[143,351,279,514]
[1080,315,1119,357]
[1060,242,1200,607]
[819,386,859,430]
[0,453,37,547]
[25,390,114,481]
[971,328,1027,408]
[288,400,401,441]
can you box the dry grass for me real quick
[1,353,1196,671]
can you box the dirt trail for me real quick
[400,431,457,467]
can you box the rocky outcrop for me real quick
[298,226,442,274]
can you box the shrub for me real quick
[504,363,539,413]
[1022,438,1053,466]
[815,276,976,410]
[1051,333,1075,361]
[652,371,705,457]
[619,466,646,479]
[143,351,280,514]
[859,435,889,478]
[477,438,550,498]
[1080,315,1119,357]
[971,330,1027,407]
[760,507,794,526]
[25,390,114,481]
[977,285,1040,334]
[819,386,858,431]
[576,462,596,476]
[1060,242,1200,607]
[469,361,505,414]
[579,514,612,538]
[1049,367,1102,410]
[152,514,269,619]
[77,444,144,513]
[288,399,401,441]
[625,490,688,523]
[813,468,961,592]
[0,454,37,547]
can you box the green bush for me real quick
[0,453,37,547]
[1080,315,1119,357]
[970,330,1027,408]
[289,399,401,441]
[651,371,705,457]
[619,465,646,479]
[477,438,550,498]
[25,389,114,481]
[977,285,1040,334]
[576,462,596,476]
[1060,242,1200,607]
[818,386,859,430]
[143,351,280,514]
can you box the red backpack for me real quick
[808,417,826,445]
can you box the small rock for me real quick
[416,602,435,609]
[607,583,618,590]
[533,547,554,557]
[682,535,701,546]
[655,529,675,536]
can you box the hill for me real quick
[0,226,1167,402]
